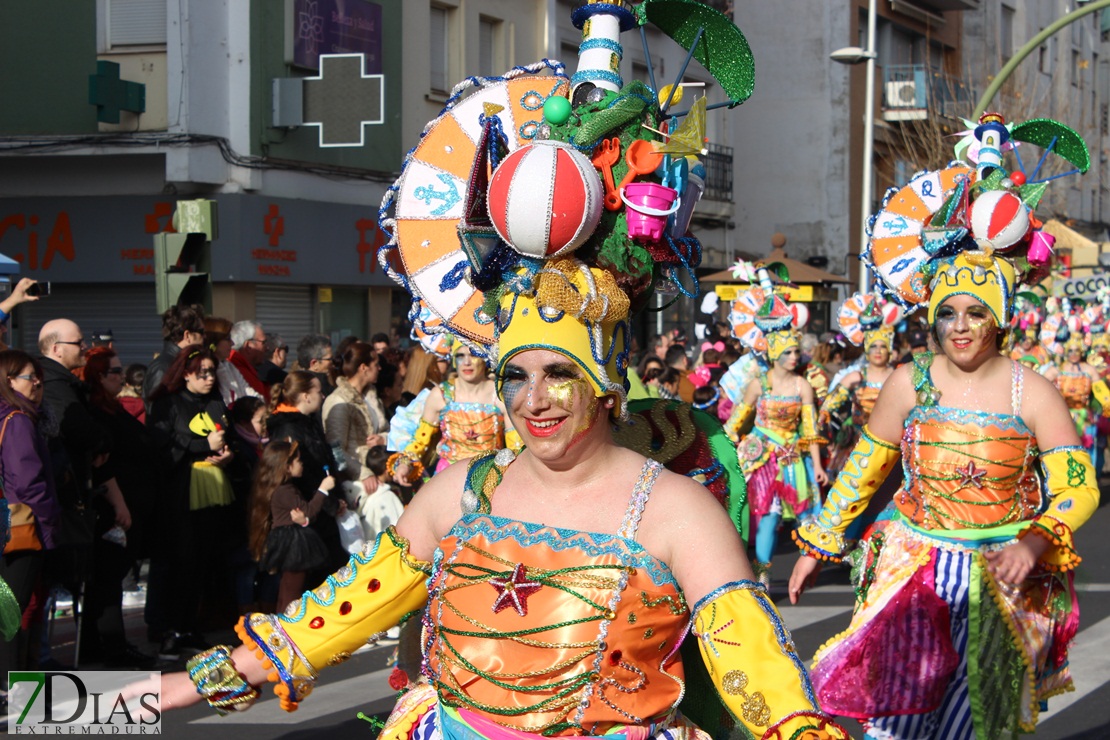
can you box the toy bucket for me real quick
[670,171,704,237]
[621,183,679,244]
[1027,230,1055,267]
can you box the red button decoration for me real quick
[340,601,352,615]
[368,578,381,592]
[310,616,325,629]
[609,650,623,666]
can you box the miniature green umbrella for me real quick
[635,0,755,106]
[1010,118,1091,174]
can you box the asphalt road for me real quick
[31,481,1110,739]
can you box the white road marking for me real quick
[1038,615,1110,721]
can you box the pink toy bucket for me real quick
[621,183,679,244]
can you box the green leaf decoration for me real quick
[1018,181,1048,210]
[762,261,792,285]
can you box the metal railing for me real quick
[882,64,975,119]
[702,142,733,202]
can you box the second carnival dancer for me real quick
[725,265,827,588]
[790,112,1100,738]
[819,294,897,478]
[149,3,850,739]
[388,342,519,484]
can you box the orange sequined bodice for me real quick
[897,406,1041,530]
[1056,371,1092,411]
[755,392,802,437]
[425,460,688,735]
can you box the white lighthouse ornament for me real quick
[570,1,637,105]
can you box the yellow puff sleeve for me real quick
[797,404,826,448]
[1018,446,1100,571]
[725,400,755,443]
[693,582,850,740]
[793,425,900,561]
[236,527,431,711]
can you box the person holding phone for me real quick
[0,279,43,350]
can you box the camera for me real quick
[26,281,51,297]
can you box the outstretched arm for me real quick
[155,465,473,715]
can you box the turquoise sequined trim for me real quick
[906,404,1034,435]
[449,515,678,588]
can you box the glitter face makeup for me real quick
[868,342,891,364]
[499,350,604,453]
[935,296,997,360]
[775,347,800,371]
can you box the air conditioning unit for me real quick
[885,80,921,109]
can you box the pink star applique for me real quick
[489,564,542,616]
[955,461,986,489]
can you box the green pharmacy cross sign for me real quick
[303,53,384,147]
[88,61,146,124]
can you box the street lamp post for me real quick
[832,0,877,295]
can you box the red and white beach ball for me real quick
[487,140,603,259]
[970,189,1030,251]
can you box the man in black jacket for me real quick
[142,304,205,402]
[39,319,153,668]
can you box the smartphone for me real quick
[26,281,51,297]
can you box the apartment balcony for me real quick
[693,142,733,222]
[882,64,974,122]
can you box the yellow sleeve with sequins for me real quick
[1018,446,1100,571]
[725,400,755,443]
[818,384,851,429]
[792,425,901,561]
[797,404,825,447]
[694,582,850,740]
[1093,380,1110,416]
[236,527,431,711]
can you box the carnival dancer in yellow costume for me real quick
[150,3,849,738]
[790,112,1099,739]
[819,294,896,477]
[389,344,518,483]
[724,263,827,587]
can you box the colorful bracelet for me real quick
[385,452,425,485]
[186,645,261,715]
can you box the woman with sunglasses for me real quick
[0,350,60,696]
[147,345,235,660]
[389,344,517,484]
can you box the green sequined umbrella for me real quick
[635,0,755,106]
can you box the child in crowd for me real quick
[248,440,335,611]
[350,445,404,539]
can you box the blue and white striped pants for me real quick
[865,549,974,740]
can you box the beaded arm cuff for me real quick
[793,426,900,562]
[386,453,425,485]
[725,401,755,443]
[796,404,826,448]
[186,645,261,715]
[692,582,849,740]
[1017,447,1099,572]
[236,527,431,711]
